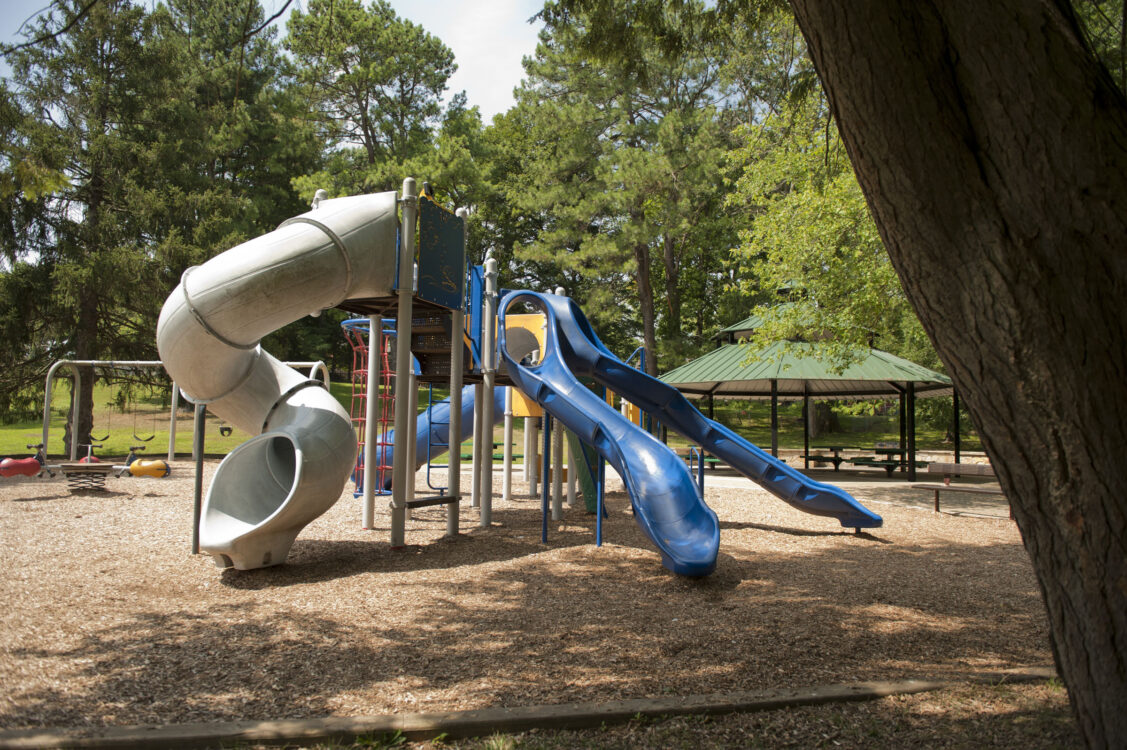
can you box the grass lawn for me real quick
[0,379,979,461]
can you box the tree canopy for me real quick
[3,0,1126,742]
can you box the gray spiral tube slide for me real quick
[157,192,399,570]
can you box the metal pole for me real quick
[471,383,484,508]
[523,416,532,484]
[551,288,565,517]
[595,423,605,547]
[503,388,514,503]
[191,399,203,461]
[192,403,206,554]
[447,206,469,537]
[899,390,907,465]
[541,413,551,543]
[362,314,381,529]
[552,414,564,521]
[68,368,81,461]
[770,379,779,458]
[907,382,918,481]
[803,385,810,471]
[390,177,418,548]
[407,368,418,517]
[529,417,540,495]
[168,383,179,462]
[566,428,577,507]
[952,388,961,464]
[479,256,499,527]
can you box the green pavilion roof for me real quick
[719,314,763,336]
[659,341,952,400]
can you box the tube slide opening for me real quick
[206,432,301,529]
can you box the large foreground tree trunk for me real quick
[788,1,1127,745]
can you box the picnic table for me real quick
[911,462,1007,514]
[800,446,859,471]
[848,446,925,476]
[672,447,725,470]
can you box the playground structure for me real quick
[156,178,882,575]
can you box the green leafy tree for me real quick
[727,93,933,369]
[286,0,455,170]
[0,0,321,443]
[550,0,1127,741]
[0,0,193,449]
[511,0,741,371]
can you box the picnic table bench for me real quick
[911,462,1006,513]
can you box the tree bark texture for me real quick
[789,1,1127,745]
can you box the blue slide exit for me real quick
[520,293,882,531]
[499,291,720,577]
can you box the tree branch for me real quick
[2,0,102,56]
[239,0,294,44]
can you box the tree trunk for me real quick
[662,232,682,336]
[789,1,1127,745]
[633,239,659,377]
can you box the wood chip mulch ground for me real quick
[0,461,1053,732]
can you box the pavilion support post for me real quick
[898,390,907,469]
[953,388,961,464]
[708,393,714,420]
[802,386,810,471]
[770,379,779,458]
[907,382,918,481]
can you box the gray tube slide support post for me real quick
[527,417,538,495]
[471,388,483,508]
[447,207,469,536]
[503,388,514,503]
[391,178,418,548]
[479,256,499,527]
[192,402,206,554]
[158,191,398,570]
[567,427,577,507]
[522,416,531,483]
[407,368,418,518]
[362,314,381,529]
[168,383,179,461]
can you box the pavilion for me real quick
[658,315,959,481]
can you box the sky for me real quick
[0,0,546,121]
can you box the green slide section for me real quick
[565,429,600,513]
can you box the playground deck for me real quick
[0,463,1046,733]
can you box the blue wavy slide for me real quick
[500,291,721,577]
[365,385,506,491]
[518,293,883,532]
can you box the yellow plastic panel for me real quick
[506,313,546,417]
